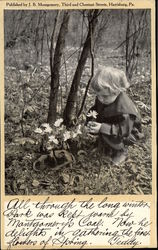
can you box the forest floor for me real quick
[4,46,152,195]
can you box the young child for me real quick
[86,66,141,166]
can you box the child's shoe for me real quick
[112,148,128,166]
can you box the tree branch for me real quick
[114,23,147,51]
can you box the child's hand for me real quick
[86,121,102,134]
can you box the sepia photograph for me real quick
[4,9,152,196]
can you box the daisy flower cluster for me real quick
[34,118,82,150]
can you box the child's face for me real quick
[94,88,117,105]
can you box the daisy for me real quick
[87,110,98,119]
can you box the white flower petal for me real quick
[41,123,52,133]
[76,125,82,135]
[54,139,59,145]
[72,132,77,138]
[41,123,50,128]
[44,127,52,133]
[59,125,65,131]
[48,135,59,144]
[63,131,71,141]
[46,145,53,150]
[87,110,98,119]
[34,128,43,134]
[54,118,63,127]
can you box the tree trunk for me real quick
[125,10,130,79]
[77,22,95,118]
[125,10,147,80]
[63,10,99,127]
[47,11,70,124]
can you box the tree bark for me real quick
[77,21,95,118]
[63,10,99,127]
[47,11,70,124]
[125,10,146,80]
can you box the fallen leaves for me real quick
[32,179,40,187]
[135,100,151,113]
[5,48,152,195]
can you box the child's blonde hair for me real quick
[91,66,130,96]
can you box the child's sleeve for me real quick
[100,114,135,138]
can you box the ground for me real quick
[4,46,152,195]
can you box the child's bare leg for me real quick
[101,134,128,166]
[112,148,128,166]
